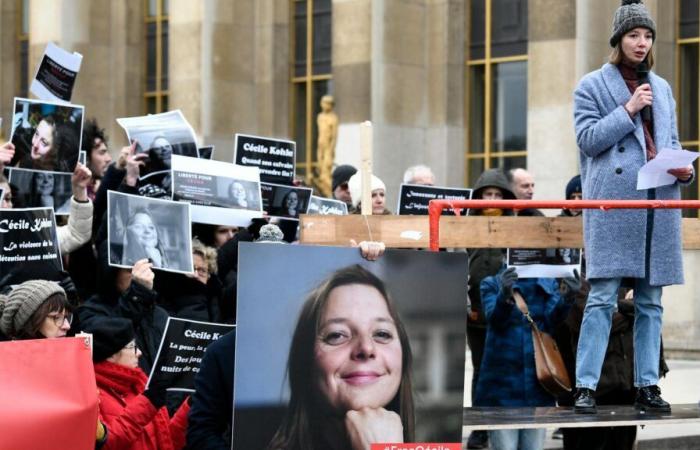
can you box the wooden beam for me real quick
[299,215,700,249]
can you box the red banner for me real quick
[0,337,98,450]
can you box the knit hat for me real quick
[565,175,582,200]
[610,0,656,47]
[332,165,357,192]
[80,316,135,362]
[347,173,387,208]
[0,280,65,337]
[256,223,286,243]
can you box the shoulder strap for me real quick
[513,291,534,325]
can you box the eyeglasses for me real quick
[124,342,139,355]
[194,266,209,277]
[48,312,73,327]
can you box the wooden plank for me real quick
[462,404,700,431]
[300,215,700,249]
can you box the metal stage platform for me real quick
[463,404,700,430]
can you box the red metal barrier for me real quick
[428,199,700,251]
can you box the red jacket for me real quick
[95,361,189,450]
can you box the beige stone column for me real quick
[0,1,21,139]
[25,0,144,150]
[169,0,290,163]
[527,0,578,204]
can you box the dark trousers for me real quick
[466,324,486,403]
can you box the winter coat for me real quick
[186,330,235,450]
[154,272,222,323]
[95,360,189,450]
[474,270,571,407]
[57,197,93,254]
[574,63,692,286]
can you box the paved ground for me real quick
[463,357,700,448]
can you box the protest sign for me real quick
[260,182,312,220]
[30,42,83,103]
[171,154,263,226]
[234,133,296,185]
[233,244,468,448]
[507,248,582,278]
[398,183,473,216]
[9,168,73,215]
[0,337,98,450]
[198,145,215,160]
[0,187,4,206]
[116,110,198,189]
[0,207,62,283]
[147,317,235,392]
[307,195,348,215]
[107,191,193,275]
[10,97,84,173]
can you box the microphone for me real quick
[636,63,651,122]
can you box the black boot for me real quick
[466,430,488,449]
[635,385,671,413]
[574,388,596,414]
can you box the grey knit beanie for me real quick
[610,0,656,47]
[256,223,286,243]
[0,280,65,337]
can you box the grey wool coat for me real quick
[574,63,692,286]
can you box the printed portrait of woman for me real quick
[282,190,299,217]
[229,181,249,208]
[122,208,168,268]
[267,264,414,450]
[144,135,173,175]
[13,116,58,171]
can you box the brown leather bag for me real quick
[513,291,572,396]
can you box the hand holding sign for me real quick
[499,267,518,300]
[0,142,15,167]
[131,259,155,291]
[71,163,92,202]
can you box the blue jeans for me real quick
[489,429,546,450]
[575,277,663,390]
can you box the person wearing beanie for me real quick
[81,315,190,450]
[331,164,357,206]
[465,168,515,450]
[561,175,583,217]
[573,0,693,415]
[0,280,71,340]
[347,172,391,215]
[256,223,286,243]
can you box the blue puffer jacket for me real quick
[474,269,572,407]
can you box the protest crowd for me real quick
[1,1,698,449]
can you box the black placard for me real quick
[0,208,62,283]
[147,317,235,392]
[197,146,214,160]
[307,195,348,215]
[397,183,473,216]
[34,54,78,101]
[234,134,296,185]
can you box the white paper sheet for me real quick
[30,42,83,103]
[637,148,699,190]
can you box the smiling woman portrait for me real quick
[267,264,414,450]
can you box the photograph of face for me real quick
[116,110,198,180]
[107,190,193,274]
[262,183,312,220]
[8,168,73,215]
[10,98,84,173]
[233,244,468,449]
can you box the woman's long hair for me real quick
[122,208,168,268]
[267,264,415,450]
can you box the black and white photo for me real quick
[116,110,199,181]
[234,133,296,185]
[107,191,193,275]
[10,97,84,173]
[307,195,348,215]
[260,182,312,220]
[30,42,83,103]
[171,154,263,226]
[507,247,582,278]
[9,168,73,215]
[398,183,473,216]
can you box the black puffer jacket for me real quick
[155,271,222,322]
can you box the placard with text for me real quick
[234,133,296,185]
[397,183,473,216]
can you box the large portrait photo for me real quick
[233,243,469,449]
[107,191,193,274]
[9,97,84,173]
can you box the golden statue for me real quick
[315,95,338,197]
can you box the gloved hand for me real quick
[58,271,79,306]
[560,269,582,301]
[499,267,518,300]
[143,376,168,409]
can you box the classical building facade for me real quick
[1,0,699,354]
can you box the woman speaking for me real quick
[572,0,693,414]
